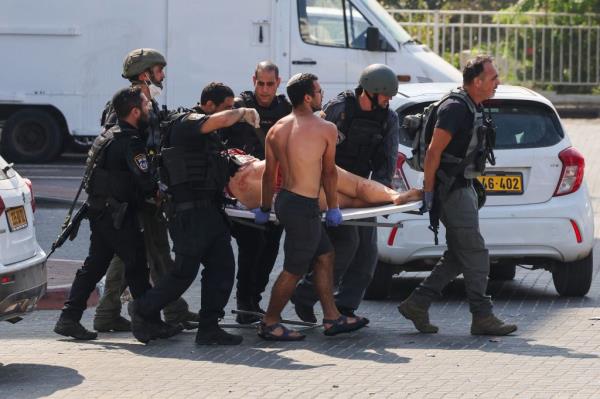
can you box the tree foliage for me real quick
[378,0,600,12]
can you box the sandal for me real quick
[257,321,306,342]
[323,315,369,336]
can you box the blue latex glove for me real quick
[251,207,270,225]
[325,207,343,227]
[421,191,434,213]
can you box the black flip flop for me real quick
[323,315,369,336]
[257,322,306,341]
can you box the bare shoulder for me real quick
[318,118,337,139]
[267,115,292,142]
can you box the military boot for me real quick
[235,298,261,324]
[471,314,517,336]
[127,301,161,344]
[291,295,317,324]
[398,299,438,334]
[165,310,200,331]
[93,316,132,332]
[195,320,243,345]
[54,317,98,340]
[154,320,184,339]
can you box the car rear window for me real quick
[396,100,564,150]
[485,100,564,149]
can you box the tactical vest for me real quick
[234,91,291,158]
[238,91,291,133]
[334,91,388,178]
[85,125,136,204]
[159,112,230,201]
[438,89,493,179]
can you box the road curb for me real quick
[39,258,100,310]
[35,196,83,207]
[37,284,100,310]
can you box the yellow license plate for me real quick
[477,173,523,194]
[6,206,28,231]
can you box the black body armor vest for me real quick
[228,91,291,159]
[85,126,136,204]
[159,112,230,202]
[335,91,388,178]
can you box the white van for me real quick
[0,0,460,162]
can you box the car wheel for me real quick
[489,263,516,281]
[552,251,593,297]
[1,109,63,163]
[364,261,393,300]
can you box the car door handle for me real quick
[292,59,317,65]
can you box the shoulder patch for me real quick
[134,154,149,172]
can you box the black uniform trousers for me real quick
[62,209,152,322]
[232,222,283,305]
[135,204,235,322]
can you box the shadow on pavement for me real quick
[0,363,84,397]
[78,327,411,369]
[395,332,598,360]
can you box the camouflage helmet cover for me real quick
[122,48,166,79]
[358,64,399,97]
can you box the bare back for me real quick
[268,112,337,199]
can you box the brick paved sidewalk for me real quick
[2,247,600,398]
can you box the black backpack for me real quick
[403,88,477,173]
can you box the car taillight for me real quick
[392,152,410,191]
[0,196,4,216]
[554,147,585,197]
[24,178,35,212]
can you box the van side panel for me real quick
[167,0,272,105]
[0,0,167,136]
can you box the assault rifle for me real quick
[47,131,112,258]
[48,202,89,258]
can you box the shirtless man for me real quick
[252,73,369,341]
[227,153,422,210]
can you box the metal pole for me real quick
[433,10,440,54]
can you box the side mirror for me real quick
[366,27,381,51]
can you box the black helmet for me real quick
[359,64,398,97]
[122,48,167,79]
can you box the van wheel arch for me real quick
[0,105,67,162]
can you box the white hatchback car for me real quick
[0,156,46,322]
[370,83,594,299]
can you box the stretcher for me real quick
[225,200,423,228]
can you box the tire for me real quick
[552,251,593,297]
[1,109,63,162]
[489,263,516,281]
[363,261,393,300]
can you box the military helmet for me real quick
[122,48,167,79]
[359,64,399,97]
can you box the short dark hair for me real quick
[112,86,144,120]
[255,61,279,79]
[463,55,494,85]
[200,82,234,106]
[286,73,318,107]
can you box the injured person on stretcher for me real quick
[226,150,423,210]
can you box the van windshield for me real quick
[362,0,412,44]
